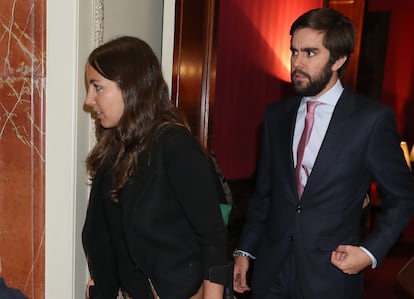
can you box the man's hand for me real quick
[331,245,372,274]
[233,256,250,293]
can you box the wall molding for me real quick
[93,0,104,47]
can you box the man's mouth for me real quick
[292,70,308,81]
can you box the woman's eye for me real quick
[94,84,102,92]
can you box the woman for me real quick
[82,36,228,299]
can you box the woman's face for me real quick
[85,64,125,128]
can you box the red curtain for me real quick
[369,1,414,146]
[212,0,323,179]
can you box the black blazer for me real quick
[83,126,228,299]
[239,88,414,298]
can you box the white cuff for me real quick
[359,246,377,268]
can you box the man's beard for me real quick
[291,62,333,97]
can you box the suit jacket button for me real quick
[297,205,302,213]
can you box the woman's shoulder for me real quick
[157,124,194,146]
[158,123,190,137]
[155,124,205,157]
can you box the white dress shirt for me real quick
[293,79,342,186]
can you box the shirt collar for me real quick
[302,79,344,106]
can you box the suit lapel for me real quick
[305,89,356,190]
[281,96,302,200]
[288,97,302,164]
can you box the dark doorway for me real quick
[356,10,390,101]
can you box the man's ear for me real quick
[332,56,347,72]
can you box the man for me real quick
[233,7,414,299]
[0,258,29,299]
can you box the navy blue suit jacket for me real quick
[239,88,414,298]
[0,278,28,299]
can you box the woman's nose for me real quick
[84,89,95,107]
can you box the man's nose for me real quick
[292,55,304,69]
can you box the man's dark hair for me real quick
[290,8,356,77]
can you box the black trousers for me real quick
[262,253,304,299]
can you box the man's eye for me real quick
[307,50,316,57]
[291,49,298,56]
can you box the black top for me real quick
[100,168,150,298]
[83,125,228,299]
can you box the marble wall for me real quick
[0,0,45,298]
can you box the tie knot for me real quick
[306,100,322,114]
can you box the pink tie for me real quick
[296,101,321,198]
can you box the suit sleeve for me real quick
[362,107,414,264]
[237,106,273,255]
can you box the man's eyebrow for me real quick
[289,46,319,52]
[300,47,319,52]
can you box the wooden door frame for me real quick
[171,0,219,149]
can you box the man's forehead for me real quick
[291,28,326,48]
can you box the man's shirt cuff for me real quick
[359,246,377,268]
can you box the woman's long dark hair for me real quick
[86,36,186,201]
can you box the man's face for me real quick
[290,28,337,98]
